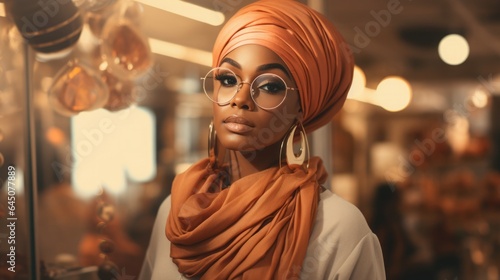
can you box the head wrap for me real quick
[213,0,354,133]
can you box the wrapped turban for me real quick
[212,0,354,133]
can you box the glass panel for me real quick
[0,16,34,280]
[0,2,175,278]
[29,41,164,280]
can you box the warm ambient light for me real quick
[438,34,470,65]
[149,38,212,66]
[375,76,412,112]
[346,66,377,105]
[345,69,413,113]
[71,107,156,198]
[347,65,366,98]
[0,3,5,17]
[471,88,489,108]
[45,127,67,146]
[135,0,225,26]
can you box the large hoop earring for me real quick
[279,121,310,172]
[208,121,217,167]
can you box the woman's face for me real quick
[212,44,301,152]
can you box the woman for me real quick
[140,0,385,279]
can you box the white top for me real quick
[139,190,386,280]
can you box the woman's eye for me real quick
[260,82,285,94]
[215,74,238,87]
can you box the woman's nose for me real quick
[231,82,255,110]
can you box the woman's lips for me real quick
[223,116,254,133]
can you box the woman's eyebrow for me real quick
[220,58,292,79]
[220,57,241,69]
[257,63,291,78]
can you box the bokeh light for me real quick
[347,65,366,98]
[438,34,470,65]
[375,76,413,112]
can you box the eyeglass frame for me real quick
[200,67,298,110]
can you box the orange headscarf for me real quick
[166,0,352,278]
[212,0,354,133]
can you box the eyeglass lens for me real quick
[203,68,288,109]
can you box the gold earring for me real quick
[208,121,226,170]
[280,121,309,172]
[208,121,217,167]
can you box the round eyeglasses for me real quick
[201,67,297,110]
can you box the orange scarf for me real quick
[166,157,327,279]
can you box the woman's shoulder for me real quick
[300,190,384,279]
[158,194,172,212]
[139,194,184,280]
[316,190,372,236]
[307,189,375,261]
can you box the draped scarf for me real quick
[166,157,328,279]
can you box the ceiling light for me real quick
[346,66,379,106]
[135,0,225,26]
[470,88,489,108]
[0,3,5,17]
[345,73,413,112]
[148,38,212,67]
[375,76,413,112]
[438,34,469,65]
[346,87,376,105]
[347,65,366,98]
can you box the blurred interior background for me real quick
[0,0,499,279]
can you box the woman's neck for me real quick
[227,141,282,182]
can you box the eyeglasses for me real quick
[201,67,297,110]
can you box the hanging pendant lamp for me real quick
[5,0,83,54]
